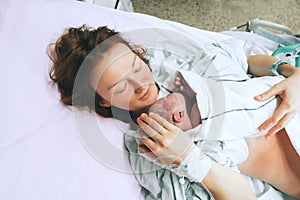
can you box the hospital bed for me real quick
[1,1,299,200]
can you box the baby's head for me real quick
[148,93,192,131]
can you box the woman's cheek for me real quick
[129,96,140,110]
[110,92,131,110]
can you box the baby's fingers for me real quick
[174,76,182,82]
[138,144,156,158]
[174,76,183,89]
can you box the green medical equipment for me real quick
[272,43,300,68]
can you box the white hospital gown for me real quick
[178,70,300,169]
[151,37,300,167]
[127,38,299,199]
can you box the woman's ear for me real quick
[99,99,111,107]
[173,111,184,122]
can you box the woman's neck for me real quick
[130,106,150,123]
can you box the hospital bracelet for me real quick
[172,147,212,183]
[268,60,288,76]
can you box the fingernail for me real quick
[265,135,270,140]
[255,95,262,100]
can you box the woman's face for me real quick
[91,43,158,112]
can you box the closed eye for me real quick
[133,64,142,72]
[115,81,127,94]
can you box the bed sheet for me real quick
[0,0,288,200]
[0,1,231,200]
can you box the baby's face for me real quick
[149,93,192,131]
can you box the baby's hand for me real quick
[174,71,195,98]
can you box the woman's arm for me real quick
[247,55,300,138]
[247,55,297,78]
[203,162,256,200]
[137,112,256,200]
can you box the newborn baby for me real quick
[147,72,285,172]
[150,70,285,141]
[148,92,199,131]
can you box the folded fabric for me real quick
[125,38,296,199]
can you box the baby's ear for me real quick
[173,111,183,122]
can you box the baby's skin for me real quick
[148,93,201,131]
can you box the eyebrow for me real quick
[132,54,137,67]
[108,54,137,91]
[108,82,119,91]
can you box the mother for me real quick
[49,25,300,199]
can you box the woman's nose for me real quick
[127,74,145,93]
[135,85,146,93]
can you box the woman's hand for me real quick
[137,113,257,199]
[137,112,195,166]
[255,69,300,139]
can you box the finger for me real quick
[139,143,180,165]
[258,100,290,131]
[137,117,163,141]
[136,128,152,140]
[174,77,183,88]
[138,113,166,135]
[174,76,182,82]
[138,144,167,165]
[149,112,177,131]
[138,144,151,153]
[174,80,181,87]
[175,72,186,85]
[137,131,168,161]
[175,71,182,79]
[179,85,184,91]
[138,144,157,160]
[265,112,295,139]
[137,129,158,151]
[254,83,282,101]
[137,128,154,142]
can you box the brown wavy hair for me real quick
[48,25,149,122]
